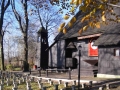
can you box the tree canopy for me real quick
[51,0,120,34]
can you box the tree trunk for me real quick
[0,36,4,70]
[22,32,29,71]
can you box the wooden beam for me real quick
[77,33,102,40]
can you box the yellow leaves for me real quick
[102,11,105,15]
[68,17,76,27]
[80,6,86,12]
[58,22,65,32]
[70,0,82,5]
[70,0,74,4]
[70,6,75,12]
[60,23,65,28]
[68,22,73,27]
[78,29,83,34]
[98,4,105,10]
[117,18,120,22]
[78,25,88,34]
[85,0,91,6]
[95,22,100,28]
[78,0,82,5]
[71,17,76,23]
[63,28,67,34]
[101,0,108,2]
[58,27,63,32]
[64,15,69,20]
[81,14,90,22]
[89,22,94,27]
[76,0,82,5]
[83,25,88,31]
[102,15,106,21]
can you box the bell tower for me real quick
[37,27,49,69]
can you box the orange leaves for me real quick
[64,15,69,20]
[102,15,106,21]
[80,6,87,12]
[70,0,82,5]
[60,22,65,28]
[95,22,100,28]
[78,25,88,34]
[58,27,63,32]
[63,28,67,34]
[68,17,76,27]
[83,25,88,31]
[81,14,90,22]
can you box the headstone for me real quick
[42,87,46,90]
[18,79,21,84]
[22,77,26,82]
[54,84,59,90]
[48,79,51,83]
[72,80,76,85]
[58,80,62,84]
[72,85,75,90]
[6,78,10,86]
[1,79,4,85]
[106,84,110,90]
[99,87,103,90]
[0,84,3,90]
[13,82,17,88]
[12,82,18,90]
[49,81,53,85]
[81,83,85,88]
[37,79,41,85]
[30,77,34,82]
[89,81,92,87]
[26,81,32,90]
[39,83,43,89]
[64,82,68,87]
[26,76,29,81]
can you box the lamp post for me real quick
[78,45,81,90]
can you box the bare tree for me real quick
[30,0,62,44]
[0,0,10,70]
[11,0,29,71]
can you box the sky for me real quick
[2,0,64,59]
[1,0,80,59]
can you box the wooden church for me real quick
[36,6,120,78]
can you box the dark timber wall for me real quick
[49,40,65,68]
[98,46,120,75]
[49,38,99,76]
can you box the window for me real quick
[114,49,120,56]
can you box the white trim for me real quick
[97,73,120,78]
[77,33,102,40]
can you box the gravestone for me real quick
[54,84,59,90]
[6,78,10,86]
[58,80,62,84]
[39,83,43,89]
[72,85,75,90]
[49,81,53,85]
[0,84,3,90]
[64,82,68,87]
[72,80,76,85]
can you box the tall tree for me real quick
[30,0,62,44]
[0,0,10,70]
[11,0,29,71]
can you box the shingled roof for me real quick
[55,11,105,40]
[54,5,120,46]
[94,23,120,46]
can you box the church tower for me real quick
[37,27,49,69]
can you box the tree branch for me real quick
[107,3,120,8]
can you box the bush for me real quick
[6,64,13,71]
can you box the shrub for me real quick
[6,64,13,71]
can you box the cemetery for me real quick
[0,70,119,90]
